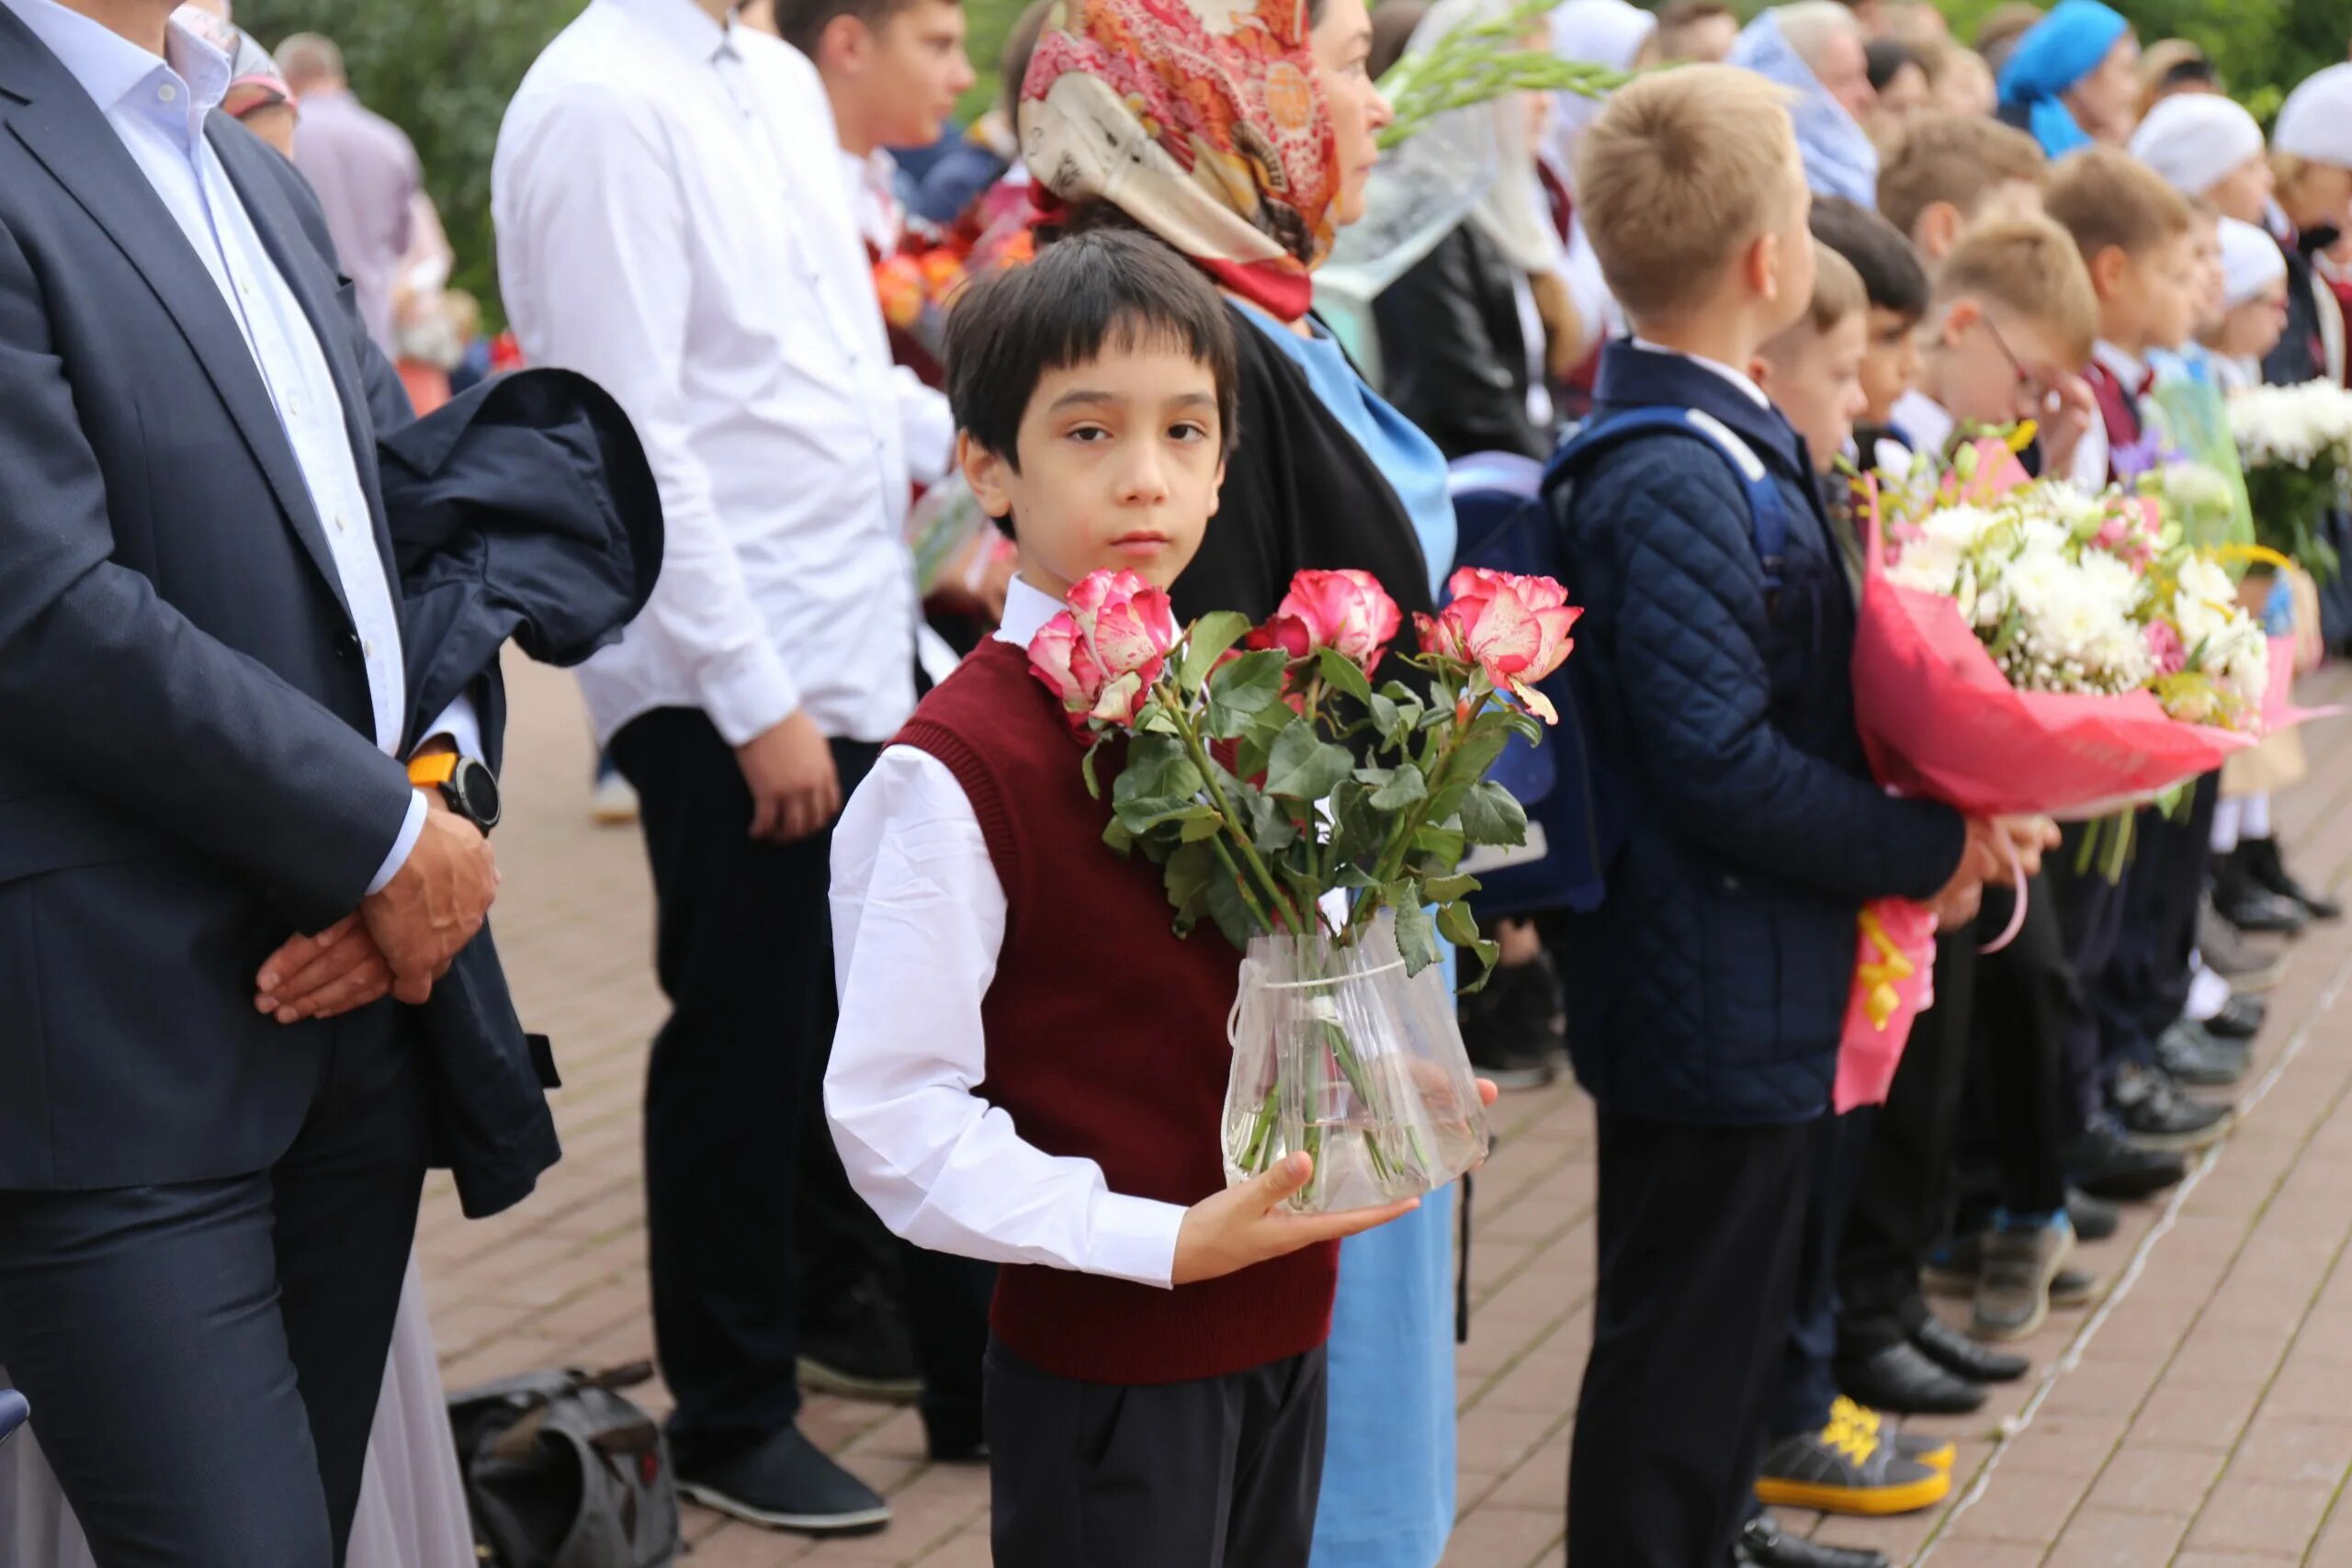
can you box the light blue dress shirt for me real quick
[3,0,475,890]
[1238,302,1462,1568]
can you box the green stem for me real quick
[1204,834,1277,933]
[1172,701,1309,932]
[1350,685,1495,936]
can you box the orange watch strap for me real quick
[407,751,459,787]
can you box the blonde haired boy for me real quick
[1876,112,2050,263]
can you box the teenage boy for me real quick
[1877,111,2049,265]
[494,0,955,1529]
[825,229,1443,1568]
[1553,68,2000,1568]
[1807,196,1930,459]
[2044,148,2243,1155]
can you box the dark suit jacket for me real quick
[1372,220,1552,464]
[0,18,463,1190]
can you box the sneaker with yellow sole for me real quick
[1832,1396,1955,1472]
[1754,1406,1951,1517]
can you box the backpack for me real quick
[1446,408,1792,917]
[447,1363,682,1568]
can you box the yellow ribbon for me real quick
[1855,908,1917,1031]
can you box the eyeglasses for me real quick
[1972,315,2061,415]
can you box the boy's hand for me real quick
[1171,1155,1419,1286]
[1926,818,2003,927]
[2036,372,2098,480]
[738,708,841,843]
[1993,815,2061,883]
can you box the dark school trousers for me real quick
[1568,1111,1815,1568]
[2098,778,2220,1069]
[1774,1107,1876,1438]
[1959,885,2070,1219]
[610,707,881,1450]
[984,1337,1329,1568]
[0,1010,428,1568]
[2050,834,2132,1129]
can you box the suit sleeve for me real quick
[0,215,414,930]
[1375,228,1548,462]
[1590,459,1967,903]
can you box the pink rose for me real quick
[1026,570,1180,730]
[2145,619,2187,678]
[1414,568,1582,722]
[1250,569,1404,674]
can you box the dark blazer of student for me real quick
[1374,220,1554,461]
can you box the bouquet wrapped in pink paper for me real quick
[1029,566,1579,1212]
[1836,899,1938,1113]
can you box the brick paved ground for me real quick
[420,653,2352,1567]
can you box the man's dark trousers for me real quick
[612,709,880,1451]
[0,1011,429,1567]
[1568,1111,1815,1568]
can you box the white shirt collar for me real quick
[4,0,229,142]
[1628,336,1772,409]
[993,573,1067,649]
[1892,389,1955,457]
[597,0,736,64]
[2092,339,2147,390]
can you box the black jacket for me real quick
[1373,220,1551,463]
[380,370,663,1217]
[1172,304,1438,638]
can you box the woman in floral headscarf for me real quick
[1023,3,1466,1561]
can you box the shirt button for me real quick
[156,83,177,103]
[288,396,303,418]
[362,637,376,660]
[334,512,349,535]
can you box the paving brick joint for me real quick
[429,653,2352,1567]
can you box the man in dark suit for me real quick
[0,2,502,1562]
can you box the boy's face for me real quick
[1859,305,1923,424]
[1929,299,2075,431]
[2213,279,2290,362]
[2190,220,2227,337]
[840,0,975,151]
[1930,51,1994,118]
[2204,152,2276,229]
[1757,310,1869,471]
[2123,230,2206,354]
[962,342,1226,601]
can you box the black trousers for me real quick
[984,1337,1328,1568]
[2049,835,2130,1127]
[611,708,882,1447]
[1774,1108,1875,1438]
[0,1011,427,1567]
[1963,886,2070,1216]
[2098,778,2219,1068]
[1568,1112,1815,1568]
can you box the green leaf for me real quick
[1392,897,1440,976]
[1316,646,1374,705]
[1503,706,1545,743]
[1422,872,1481,904]
[1411,823,1467,869]
[1368,691,1403,743]
[1203,858,1261,951]
[1455,939,1502,993]
[1179,812,1226,842]
[1366,761,1427,812]
[1102,817,1136,855]
[1164,839,1216,935]
[1229,779,1299,856]
[1204,649,1289,738]
[1081,738,1105,800]
[1455,780,1529,848]
[1435,898,1482,949]
[1263,716,1355,803]
[1180,611,1254,695]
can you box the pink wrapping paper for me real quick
[1836,899,1939,1112]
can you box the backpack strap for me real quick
[1549,405,1792,590]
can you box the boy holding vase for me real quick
[823,228,1447,1567]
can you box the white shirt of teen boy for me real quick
[824,576,1189,1289]
[2064,339,2149,491]
[492,0,954,750]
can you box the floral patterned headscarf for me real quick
[1019,0,1340,321]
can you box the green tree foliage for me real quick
[1931,0,2345,122]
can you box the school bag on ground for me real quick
[1444,408,1792,917]
[447,1363,681,1568]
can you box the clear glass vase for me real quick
[1220,910,1491,1213]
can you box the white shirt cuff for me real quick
[1085,1190,1188,1289]
[416,694,484,764]
[700,640,801,748]
[367,790,429,897]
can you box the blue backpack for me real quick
[1446,408,1792,917]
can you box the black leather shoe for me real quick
[673,1425,892,1535]
[2068,1188,2120,1241]
[798,1279,922,1402]
[1835,1339,1987,1416]
[921,1405,988,1464]
[2203,991,2267,1042]
[2243,836,2344,921]
[2109,1061,2233,1152]
[2153,1020,2251,1088]
[1738,1516,1892,1568]
[2067,1121,2188,1200]
[2213,852,2309,936]
[1914,1312,2030,1382]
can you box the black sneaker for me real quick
[2203,992,2267,1042]
[673,1425,892,1536]
[1754,1413,1951,1516]
[2242,836,2344,921]
[1913,1311,2030,1382]
[1973,1218,2074,1341]
[2108,1062,2233,1152]
[799,1279,922,1403]
[2199,901,2289,992]
[1459,955,1557,1089]
[2068,1188,2121,1241]
[1737,1516,1892,1568]
[2153,1020,2250,1089]
[2212,852,2308,936]
[2067,1120,2189,1200]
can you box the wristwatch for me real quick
[407,750,503,834]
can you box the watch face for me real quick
[458,759,503,829]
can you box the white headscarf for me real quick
[1543,0,1656,186]
[2218,216,2286,309]
[2128,94,2265,198]
[2274,63,2352,169]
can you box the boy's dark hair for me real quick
[775,0,943,60]
[1809,195,1931,320]
[944,229,1240,472]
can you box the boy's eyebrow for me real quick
[1046,389,1222,412]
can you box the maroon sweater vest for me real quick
[894,637,1339,1385]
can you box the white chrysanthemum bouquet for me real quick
[2228,379,2352,581]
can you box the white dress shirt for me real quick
[2069,339,2151,491]
[4,0,472,890]
[1892,389,1956,460]
[492,0,955,747]
[825,577,1189,1289]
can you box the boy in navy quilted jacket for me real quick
[1547,67,2004,1568]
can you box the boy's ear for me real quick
[1917,204,1961,264]
[1939,298,1977,349]
[958,431,1015,522]
[817,10,874,74]
[1208,453,1228,517]
[2087,244,2131,303]
[1747,227,1781,306]
[1747,354,1777,393]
